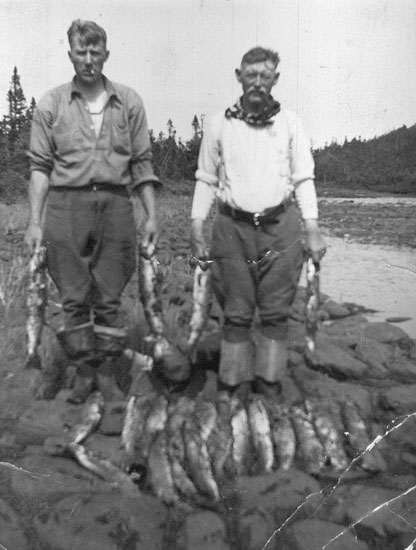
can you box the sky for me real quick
[1,0,415,148]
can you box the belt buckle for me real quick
[253,212,261,226]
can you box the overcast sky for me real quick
[1,0,415,147]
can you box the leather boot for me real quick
[96,356,125,402]
[253,331,288,403]
[67,360,96,405]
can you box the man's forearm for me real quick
[28,171,50,225]
[136,182,157,220]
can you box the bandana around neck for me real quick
[225,96,281,127]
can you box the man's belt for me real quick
[218,200,291,226]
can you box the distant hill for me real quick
[313,124,416,195]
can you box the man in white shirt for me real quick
[190,47,326,401]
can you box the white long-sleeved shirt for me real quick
[191,108,318,220]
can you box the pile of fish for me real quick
[45,389,387,508]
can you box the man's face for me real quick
[235,60,279,108]
[68,35,109,87]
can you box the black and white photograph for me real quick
[0,1,415,548]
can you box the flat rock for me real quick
[282,518,369,550]
[307,336,368,379]
[321,300,351,319]
[351,337,392,379]
[236,507,275,550]
[33,492,167,550]
[362,322,411,344]
[9,453,108,504]
[344,485,401,542]
[379,384,416,413]
[183,511,230,550]
[235,469,321,526]
[321,315,369,343]
[385,354,416,381]
[0,496,30,549]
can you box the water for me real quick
[305,235,416,339]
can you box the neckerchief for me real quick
[225,96,281,127]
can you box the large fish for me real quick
[304,398,349,472]
[166,397,200,503]
[248,395,275,473]
[265,400,296,471]
[68,442,138,494]
[305,256,320,354]
[187,264,213,351]
[230,396,253,476]
[147,430,182,506]
[119,394,153,470]
[138,243,164,337]
[194,397,218,442]
[341,398,386,472]
[25,245,47,369]
[184,418,220,501]
[67,391,105,445]
[291,405,326,474]
[208,391,234,479]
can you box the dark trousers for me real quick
[210,204,304,341]
[44,185,136,331]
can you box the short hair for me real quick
[67,19,107,49]
[241,47,280,68]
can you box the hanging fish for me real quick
[305,255,320,354]
[188,264,213,351]
[25,245,47,369]
[138,243,164,337]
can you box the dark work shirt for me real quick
[28,76,160,189]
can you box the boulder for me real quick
[385,354,416,382]
[0,496,30,550]
[307,337,368,380]
[351,337,392,379]
[282,518,369,550]
[236,507,275,550]
[33,492,167,550]
[321,300,351,319]
[182,511,230,550]
[321,315,369,343]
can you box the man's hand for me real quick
[304,219,327,263]
[25,221,43,254]
[190,218,208,265]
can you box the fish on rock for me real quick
[341,398,387,472]
[304,398,349,472]
[187,264,213,351]
[26,245,47,369]
[265,400,296,471]
[194,397,218,442]
[68,442,138,494]
[248,395,275,473]
[167,397,200,503]
[291,405,326,474]
[138,243,164,337]
[147,430,182,506]
[120,394,154,470]
[230,396,253,476]
[67,391,105,445]
[184,418,220,501]
[141,394,169,460]
[208,391,234,479]
[305,255,320,354]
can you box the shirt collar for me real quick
[69,75,121,103]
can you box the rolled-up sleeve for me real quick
[128,91,161,189]
[28,94,55,176]
[288,112,318,220]
[191,115,221,219]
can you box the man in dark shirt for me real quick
[25,19,160,404]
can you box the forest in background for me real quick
[1,67,415,203]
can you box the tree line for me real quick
[0,67,415,203]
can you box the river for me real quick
[306,197,416,339]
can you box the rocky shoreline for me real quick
[1,287,416,550]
